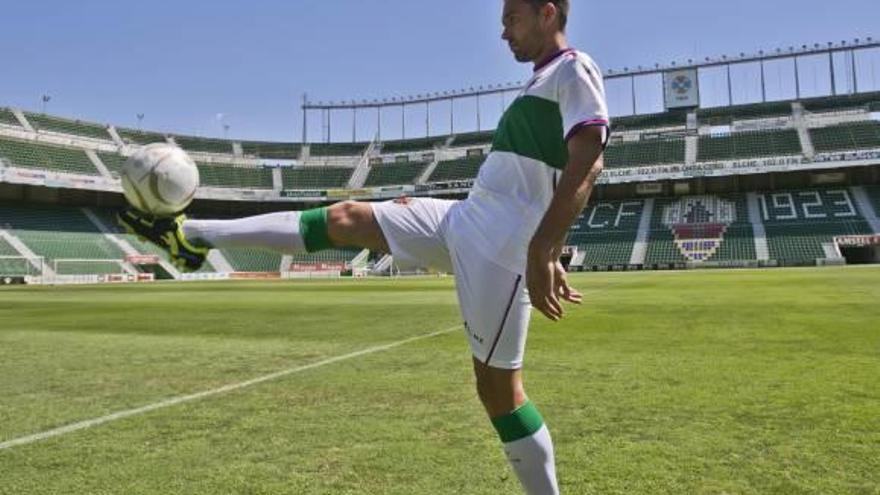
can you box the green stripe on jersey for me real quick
[491,95,567,170]
[491,400,545,443]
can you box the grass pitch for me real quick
[0,267,878,494]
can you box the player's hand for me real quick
[554,261,582,305]
[526,243,565,321]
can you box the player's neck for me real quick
[531,34,570,71]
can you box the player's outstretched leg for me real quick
[118,200,389,270]
[474,360,559,495]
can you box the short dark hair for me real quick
[524,0,569,30]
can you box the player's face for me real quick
[501,0,545,63]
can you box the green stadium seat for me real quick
[0,204,125,274]
[758,189,873,264]
[612,110,687,131]
[25,113,111,140]
[381,137,445,154]
[281,167,352,189]
[363,162,428,187]
[116,128,169,146]
[566,200,644,267]
[801,91,880,113]
[309,142,368,157]
[97,152,127,177]
[451,131,494,147]
[428,156,483,182]
[173,135,234,154]
[0,137,100,176]
[240,141,302,160]
[645,195,755,265]
[604,138,685,168]
[0,108,21,127]
[809,121,880,153]
[221,248,282,272]
[697,101,792,125]
[197,162,274,189]
[698,130,802,161]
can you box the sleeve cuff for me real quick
[564,119,610,147]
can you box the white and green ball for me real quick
[120,143,200,216]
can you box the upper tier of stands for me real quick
[197,162,274,190]
[810,121,880,153]
[25,113,111,140]
[116,128,169,146]
[428,156,484,182]
[173,135,234,155]
[604,138,685,168]
[240,141,301,160]
[364,162,429,187]
[698,129,802,161]
[0,137,99,176]
[281,167,352,189]
[0,108,21,127]
[697,101,793,125]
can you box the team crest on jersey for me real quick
[661,196,736,262]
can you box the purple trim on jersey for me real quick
[533,48,576,72]
[565,119,610,143]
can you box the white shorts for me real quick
[371,198,531,369]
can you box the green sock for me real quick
[299,207,332,253]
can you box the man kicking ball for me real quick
[120,1,607,492]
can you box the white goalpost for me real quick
[0,255,44,277]
[52,258,128,276]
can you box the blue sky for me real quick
[1,0,878,142]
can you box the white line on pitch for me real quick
[0,325,459,452]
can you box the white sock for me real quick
[503,425,559,495]
[182,212,306,254]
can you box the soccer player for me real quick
[120,1,607,492]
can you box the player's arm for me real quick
[527,125,604,321]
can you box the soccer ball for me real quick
[120,143,200,216]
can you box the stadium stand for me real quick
[612,110,688,130]
[0,108,21,127]
[451,131,494,147]
[0,137,99,175]
[0,237,31,276]
[220,247,283,272]
[290,249,359,264]
[698,129,802,161]
[240,141,302,160]
[760,189,873,264]
[0,204,125,274]
[801,90,880,113]
[116,128,169,145]
[381,137,445,154]
[96,152,127,177]
[197,162,274,189]
[809,121,880,153]
[567,200,643,267]
[309,142,368,157]
[363,162,429,187]
[697,101,792,125]
[604,137,685,168]
[645,194,754,265]
[428,156,484,182]
[281,167,353,189]
[173,135,234,155]
[25,113,111,140]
